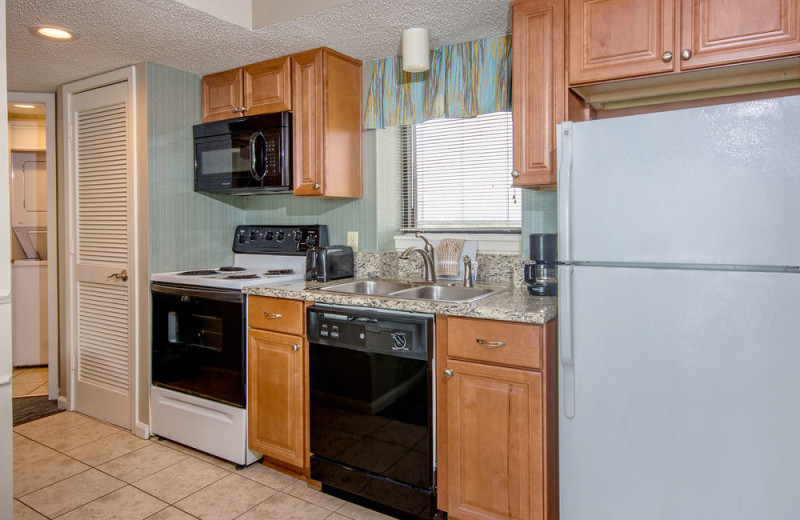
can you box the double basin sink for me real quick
[316,279,504,303]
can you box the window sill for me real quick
[393,233,521,255]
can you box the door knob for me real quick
[510,170,520,178]
[292,345,300,352]
[661,51,673,62]
[680,49,692,60]
[107,269,128,282]
[313,183,321,190]
[444,369,454,378]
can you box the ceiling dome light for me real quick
[29,25,76,40]
[12,104,37,109]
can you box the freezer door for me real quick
[559,265,800,520]
[558,95,800,267]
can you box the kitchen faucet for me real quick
[399,247,436,282]
[415,232,436,261]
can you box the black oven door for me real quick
[151,283,245,407]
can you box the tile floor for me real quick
[13,412,399,520]
[12,366,49,398]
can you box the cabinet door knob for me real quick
[680,49,692,60]
[510,170,520,178]
[444,369,454,378]
[263,312,282,319]
[292,344,300,352]
[233,107,241,113]
[313,183,321,190]
[240,106,248,113]
[661,51,673,62]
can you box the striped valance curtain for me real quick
[364,34,511,129]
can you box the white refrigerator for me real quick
[557,95,800,520]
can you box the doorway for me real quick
[7,92,57,402]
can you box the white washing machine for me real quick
[11,260,48,366]
[9,151,49,367]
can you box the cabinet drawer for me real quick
[447,317,541,370]
[248,296,304,335]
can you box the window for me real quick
[400,112,521,231]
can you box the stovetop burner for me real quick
[178,269,218,276]
[218,266,246,272]
[226,274,260,280]
[265,269,295,275]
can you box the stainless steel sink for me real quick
[316,279,504,303]
[387,285,497,303]
[317,280,415,296]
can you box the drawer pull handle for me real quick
[292,344,300,352]
[263,312,283,319]
[444,369,454,378]
[476,339,506,348]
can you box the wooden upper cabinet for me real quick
[511,0,566,188]
[680,0,800,70]
[242,57,292,115]
[569,0,676,84]
[201,57,292,123]
[291,48,363,198]
[201,68,243,123]
[569,0,800,85]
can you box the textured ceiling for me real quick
[6,0,513,92]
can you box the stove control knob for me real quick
[306,235,316,247]
[265,231,274,241]
[238,233,245,244]
[276,231,285,242]
[294,230,303,242]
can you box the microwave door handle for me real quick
[249,131,267,181]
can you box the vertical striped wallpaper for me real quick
[521,189,558,258]
[144,61,555,260]
[146,63,244,273]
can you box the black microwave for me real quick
[193,112,291,195]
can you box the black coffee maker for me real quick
[524,233,558,296]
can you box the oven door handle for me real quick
[151,283,243,303]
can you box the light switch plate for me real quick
[347,231,358,252]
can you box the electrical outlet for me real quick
[346,231,359,252]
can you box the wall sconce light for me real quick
[402,28,429,73]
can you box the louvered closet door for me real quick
[70,81,133,429]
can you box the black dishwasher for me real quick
[307,305,436,520]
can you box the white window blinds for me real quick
[400,112,521,231]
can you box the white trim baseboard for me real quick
[57,396,68,410]
[133,420,150,439]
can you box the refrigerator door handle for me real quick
[558,122,574,262]
[559,265,576,418]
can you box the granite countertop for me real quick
[243,278,557,324]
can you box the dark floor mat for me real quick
[13,396,63,427]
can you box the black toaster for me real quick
[305,245,354,282]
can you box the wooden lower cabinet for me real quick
[248,328,306,469]
[437,316,558,520]
[446,360,543,520]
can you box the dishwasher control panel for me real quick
[307,305,432,360]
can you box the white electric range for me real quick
[149,224,327,466]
